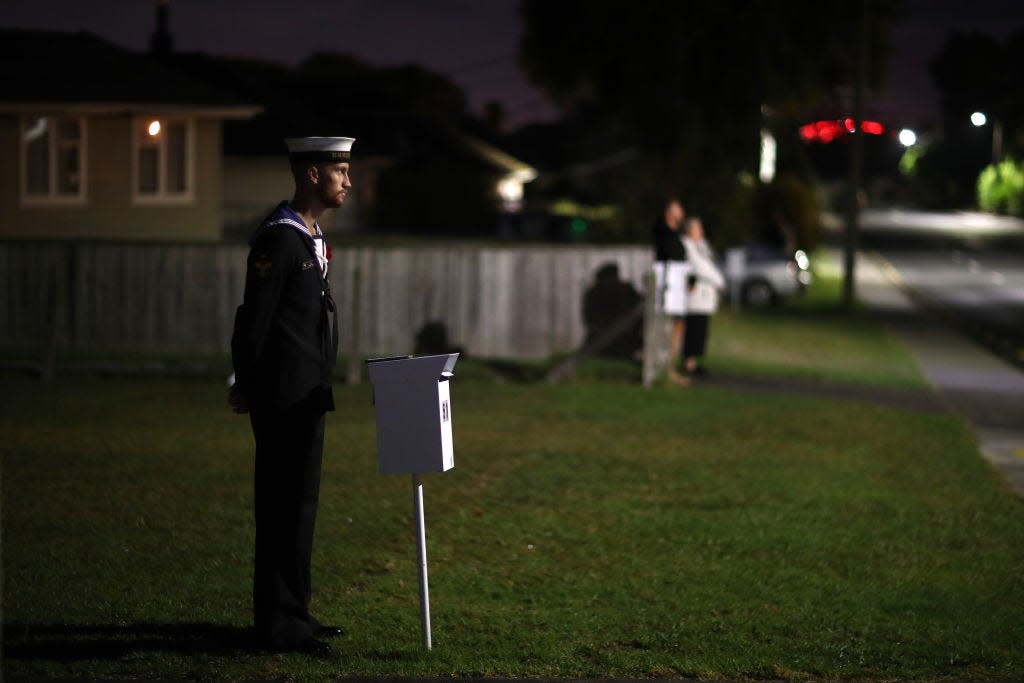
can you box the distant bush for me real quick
[977,158,1024,215]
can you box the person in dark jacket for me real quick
[229,136,353,655]
[651,198,690,385]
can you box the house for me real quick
[167,52,387,240]
[0,14,536,243]
[0,28,260,242]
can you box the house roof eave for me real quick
[0,102,263,119]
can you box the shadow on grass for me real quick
[3,622,257,661]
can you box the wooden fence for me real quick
[1,242,656,361]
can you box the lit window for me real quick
[134,117,193,202]
[21,116,86,204]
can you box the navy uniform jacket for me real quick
[232,202,338,412]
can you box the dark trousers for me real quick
[249,402,326,646]
[683,313,710,359]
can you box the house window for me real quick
[133,117,193,203]
[21,116,86,204]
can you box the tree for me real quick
[930,30,1009,136]
[518,0,898,236]
[920,28,1024,210]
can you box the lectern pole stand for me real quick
[412,473,432,650]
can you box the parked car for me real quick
[723,244,812,308]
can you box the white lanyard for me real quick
[267,218,328,277]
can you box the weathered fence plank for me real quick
[1,242,655,360]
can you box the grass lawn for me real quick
[704,250,926,389]
[706,306,926,388]
[3,373,1023,680]
[3,252,1021,680]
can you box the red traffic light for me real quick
[799,118,885,143]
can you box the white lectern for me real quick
[366,353,458,650]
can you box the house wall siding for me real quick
[0,116,223,241]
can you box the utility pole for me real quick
[843,0,868,310]
[992,119,1004,164]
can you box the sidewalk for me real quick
[856,251,1024,495]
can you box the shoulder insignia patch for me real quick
[253,255,273,278]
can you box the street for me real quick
[856,208,1024,370]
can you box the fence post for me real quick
[641,269,670,388]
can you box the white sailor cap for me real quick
[285,136,355,162]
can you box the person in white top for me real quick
[682,217,726,376]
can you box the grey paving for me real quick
[857,251,1024,495]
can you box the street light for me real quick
[970,111,1003,163]
[898,128,917,147]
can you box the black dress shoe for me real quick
[315,625,347,638]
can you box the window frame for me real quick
[19,115,88,206]
[131,115,196,205]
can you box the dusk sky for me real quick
[2,0,1024,131]
[880,0,1024,127]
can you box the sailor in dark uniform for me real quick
[229,136,353,654]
